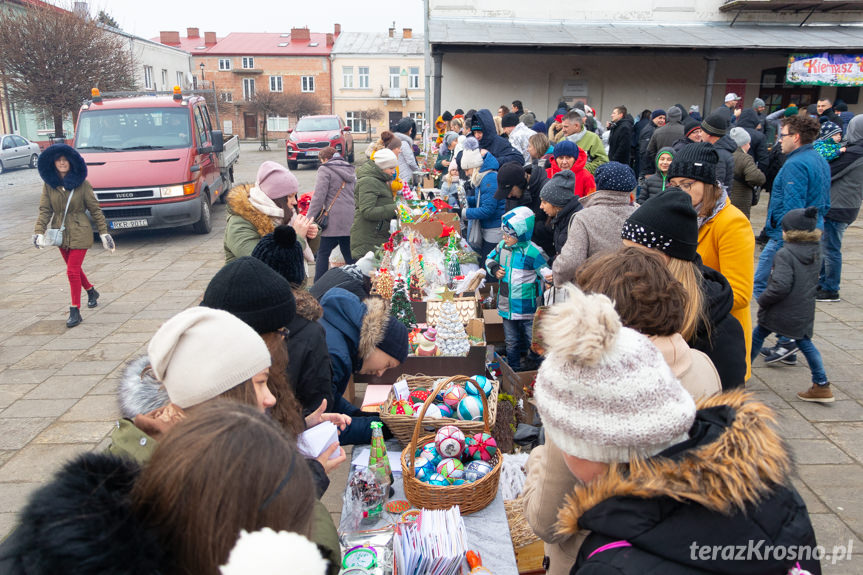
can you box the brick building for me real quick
[156,26,337,140]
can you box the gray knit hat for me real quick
[520,112,536,128]
[534,285,696,463]
[540,170,576,207]
[729,127,751,148]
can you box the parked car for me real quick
[0,134,40,174]
[286,114,354,169]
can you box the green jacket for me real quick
[567,130,609,174]
[349,161,396,259]
[34,181,108,249]
[106,419,341,574]
[224,184,308,264]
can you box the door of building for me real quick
[759,67,821,112]
[244,113,258,139]
[389,111,401,131]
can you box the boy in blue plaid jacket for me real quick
[486,206,552,370]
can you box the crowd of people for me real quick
[14,92,860,573]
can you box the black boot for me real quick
[67,306,82,328]
[86,287,99,308]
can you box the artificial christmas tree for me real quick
[391,276,416,329]
[436,289,471,357]
[409,245,426,301]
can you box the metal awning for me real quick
[720,0,863,12]
[428,19,863,50]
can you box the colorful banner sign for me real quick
[786,53,863,86]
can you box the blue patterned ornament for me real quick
[466,375,493,397]
[436,403,453,418]
[414,457,435,481]
[416,442,441,466]
[436,457,465,483]
[465,432,498,461]
[464,460,494,482]
[435,382,454,403]
[451,478,468,486]
[426,473,450,486]
[457,395,484,421]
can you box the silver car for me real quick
[0,134,40,174]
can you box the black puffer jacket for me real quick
[608,115,634,165]
[473,109,524,167]
[526,161,555,258]
[692,261,746,390]
[736,108,770,172]
[710,136,737,189]
[565,391,821,575]
[550,197,584,262]
[758,233,820,340]
[286,289,334,417]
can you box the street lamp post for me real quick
[199,62,205,86]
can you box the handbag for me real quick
[313,181,346,232]
[751,185,762,207]
[44,188,74,247]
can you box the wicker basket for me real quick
[381,374,500,446]
[400,375,503,515]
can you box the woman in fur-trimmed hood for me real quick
[32,143,113,328]
[532,285,820,575]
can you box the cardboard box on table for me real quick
[354,318,488,385]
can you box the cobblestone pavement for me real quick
[1,145,863,572]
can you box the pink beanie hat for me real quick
[256,161,299,199]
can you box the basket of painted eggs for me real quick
[400,376,502,514]
[380,374,499,446]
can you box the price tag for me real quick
[393,379,410,401]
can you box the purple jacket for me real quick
[308,156,356,237]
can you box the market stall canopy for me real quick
[719,0,863,13]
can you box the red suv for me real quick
[286,114,354,169]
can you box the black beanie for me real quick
[683,116,701,138]
[782,206,818,232]
[621,189,699,261]
[378,316,409,362]
[442,110,453,122]
[495,162,527,200]
[501,112,520,128]
[201,256,297,333]
[668,142,718,185]
[252,225,306,286]
[701,111,728,137]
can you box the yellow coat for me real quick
[697,202,755,380]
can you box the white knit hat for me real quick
[373,148,398,170]
[220,528,328,575]
[460,148,483,170]
[534,284,696,463]
[147,307,271,409]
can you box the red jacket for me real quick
[546,148,596,198]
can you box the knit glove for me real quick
[100,233,115,252]
[32,234,44,249]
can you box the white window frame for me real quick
[389,66,400,89]
[358,66,369,88]
[409,112,424,132]
[269,76,283,92]
[409,67,420,89]
[176,71,185,88]
[345,111,366,133]
[301,76,315,93]
[267,115,291,132]
[242,56,255,69]
[161,69,168,90]
[143,65,154,89]
[242,78,255,101]
[342,66,353,88]
[218,58,232,71]
[221,92,233,103]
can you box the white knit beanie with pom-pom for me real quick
[534,284,696,464]
[220,528,328,575]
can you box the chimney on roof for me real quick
[388,28,394,38]
[326,33,334,46]
[403,28,412,39]
[160,31,180,45]
[73,2,89,18]
[291,27,310,41]
[187,27,200,39]
[334,23,341,37]
[204,31,217,45]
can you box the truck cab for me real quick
[74,88,239,234]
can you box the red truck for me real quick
[73,88,240,234]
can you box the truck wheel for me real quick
[192,193,212,234]
[29,154,39,168]
[288,159,298,170]
[218,169,233,204]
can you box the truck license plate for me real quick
[110,219,148,229]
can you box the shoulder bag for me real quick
[313,181,346,232]
[44,188,74,247]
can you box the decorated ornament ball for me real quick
[389,400,415,416]
[436,403,454,418]
[466,375,493,397]
[465,432,498,462]
[408,389,431,405]
[435,425,466,458]
[426,473,450,486]
[436,457,465,483]
[416,442,442,466]
[413,403,442,418]
[464,460,494,483]
[443,386,467,408]
[414,457,436,482]
[435,383,454,403]
[457,395,484,421]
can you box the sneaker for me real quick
[815,289,840,302]
[797,383,835,403]
[780,353,798,366]
[759,344,776,358]
[764,342,799,364]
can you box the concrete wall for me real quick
[128,38,193,92]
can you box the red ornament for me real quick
[408,389,431,404]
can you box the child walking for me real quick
[752,207,833,402]
[486,206,551,371]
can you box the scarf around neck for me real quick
[696,186,729,229]
[249,184,285,222]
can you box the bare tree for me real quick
[0,3,136,136]
[283,93,322,121]
[359,108,384,142]
[247,91,291,148]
